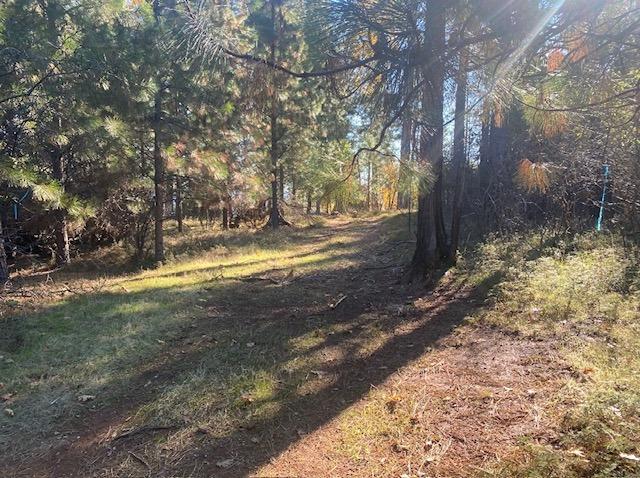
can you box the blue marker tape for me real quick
[596,164,610,232]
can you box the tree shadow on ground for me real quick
[1,215,503,478]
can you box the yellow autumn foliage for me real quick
[516,159,550,193]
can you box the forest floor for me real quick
[1,214,639,477]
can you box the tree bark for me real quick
[42,0,69,266]
[175,175,183,233]
[292,172,297,201]
[449,49,468,262]
[53,209,70,265]
[222,205,228,230]
[267,0,283,229]
[153,87,165,263]
[268,98,280,228]
[366,160,372,211]
[278,165,284,202]
[0,217,8,283]
[478,101,491,183]
[306,190,312,214]
[411,0,446,276]
[50,148,70,266]
[222,192,232,230]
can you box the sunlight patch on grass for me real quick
[117,249,336,294]
[132,367,282,428]
[288,329,326,352]
[335,386,420,470]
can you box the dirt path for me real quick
[258,327,567,478]
[2,216,568,477]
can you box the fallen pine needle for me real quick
[330,295,347,309]
[128,451,149,469]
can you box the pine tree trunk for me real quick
[267,0,282,229]
[432,161,447,257]
[153,87,165,263]
[54,210,70,265]
[478,101,491,183]
[411,0,446,276]
[278,165,284,202]
[292,173,297,201]
[0,217,8,283]
[51,149,70,266]
[222,205,228,230]
[175,175,183,233]
[449,50,468,262]
[222,193,232,230]
[366,160,372,211]
[43,0,69,266]
[44,0,65,266]
[486,111,509,231]
[268,102,280,228]
[306,190,312,214]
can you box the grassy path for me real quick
[2,215,636,477]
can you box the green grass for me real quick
[337,387,416,460]
[460,232,640,477]
[0,213,412,465]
